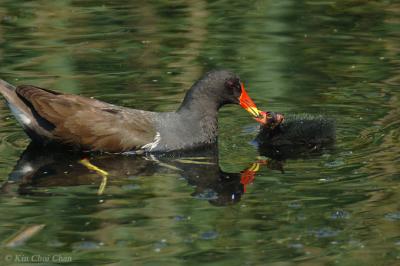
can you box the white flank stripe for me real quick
[142,132,161,151]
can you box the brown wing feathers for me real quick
[15,85,156,152]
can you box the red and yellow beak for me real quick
[239,83,262,118]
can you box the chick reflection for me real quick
[2,143,275,206]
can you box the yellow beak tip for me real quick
[245,107,261,117]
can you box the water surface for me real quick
[0,1,399,265]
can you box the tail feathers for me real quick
[0,79,17,105]
[0,79,32,126]
[0,79,54,143]
[0,79,38,131]
[0,79,15,91]
[0,79,16,91]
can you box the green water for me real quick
[0,0,399,265]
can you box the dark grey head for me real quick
[178,70,260,117]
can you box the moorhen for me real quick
[0,70,264,153]
[255,112,336,159]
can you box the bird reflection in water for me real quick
[1,143,284,206]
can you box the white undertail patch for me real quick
[142,132,161,151]
[9,104,31,126]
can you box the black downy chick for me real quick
[254,112,336,160]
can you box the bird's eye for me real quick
[225,78,241,91]
[225,78,242,99]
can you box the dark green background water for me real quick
[0,1,399,265]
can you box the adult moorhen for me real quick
[0,70,264,153]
